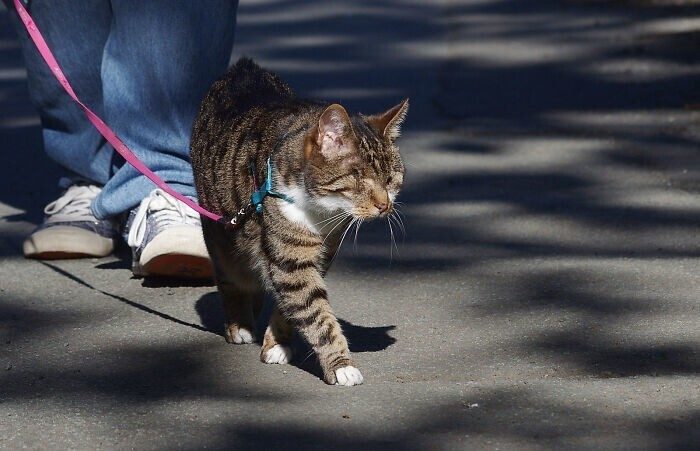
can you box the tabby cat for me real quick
[190,58,407,386]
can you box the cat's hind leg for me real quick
[201,220,258,344]
[220,282,256,344]
[260,306,294,364]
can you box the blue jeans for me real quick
[5,0,238,218]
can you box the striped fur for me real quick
[190,58,407,385]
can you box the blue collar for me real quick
[249,157,295,213]
[249,126,308,214]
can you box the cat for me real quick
[190,57,407,386]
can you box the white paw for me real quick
[233,328,255,344]
[335,366,364,386]
[264,344,293,364]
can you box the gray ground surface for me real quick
[1,0,699,449]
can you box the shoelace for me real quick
[44,182,101,223]
[127,189,201,248]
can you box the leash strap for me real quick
[12,0,228,224]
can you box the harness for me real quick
[221,128,303,230]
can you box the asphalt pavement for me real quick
[1,0,699,449]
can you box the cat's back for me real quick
[191,57,298,171]
[190,58,300,215]
[198,57,295,125]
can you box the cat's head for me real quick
[303,100,408,220]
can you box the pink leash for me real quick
[12,0,225,223]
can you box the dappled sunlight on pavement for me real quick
[1,0,698,448]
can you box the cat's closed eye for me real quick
[322,172,358,193]
[329,186,352,195]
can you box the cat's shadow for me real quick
[195,292,397,380]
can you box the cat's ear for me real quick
[368,98,409,142]
[313,104,354,160]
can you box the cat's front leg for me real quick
[270,262,362,386]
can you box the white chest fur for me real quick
[275,183,351,236]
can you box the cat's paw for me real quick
[262,344,293,364]
[225,325,255,344]
[335,366,364,387]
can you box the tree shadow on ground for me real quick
[4,279,694,448]
[206,387,699,450]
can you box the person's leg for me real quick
[92,0,239,219]
[5,0,120,259]
[4,0,115,184]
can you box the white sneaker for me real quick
[23,178,117,259]
[124,189,212,279]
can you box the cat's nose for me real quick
[375,201,389,215]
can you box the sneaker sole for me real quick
[23,226,114,259]
[134,225,212,279]
[138,253,213,280]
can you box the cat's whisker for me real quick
[388,215,400,242]
[322,214,352,247]
[318,216,349,234]
[328,218,357,264]
[390,211,406,241]
[393,205,407,221]
[353,219,363,252]
[300,348,316,363]
[315,215,344,229]
[388,217,399,260]
[388,220,393,261]
[315,211,351,231]
[392,206,407,238]
[396,214,407,238]
[336,218,356,254]
[314,211,349,227]
[320,212,351,232]
[396,212,407,225]
[325,215,350,237]
[321,210,351,221]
